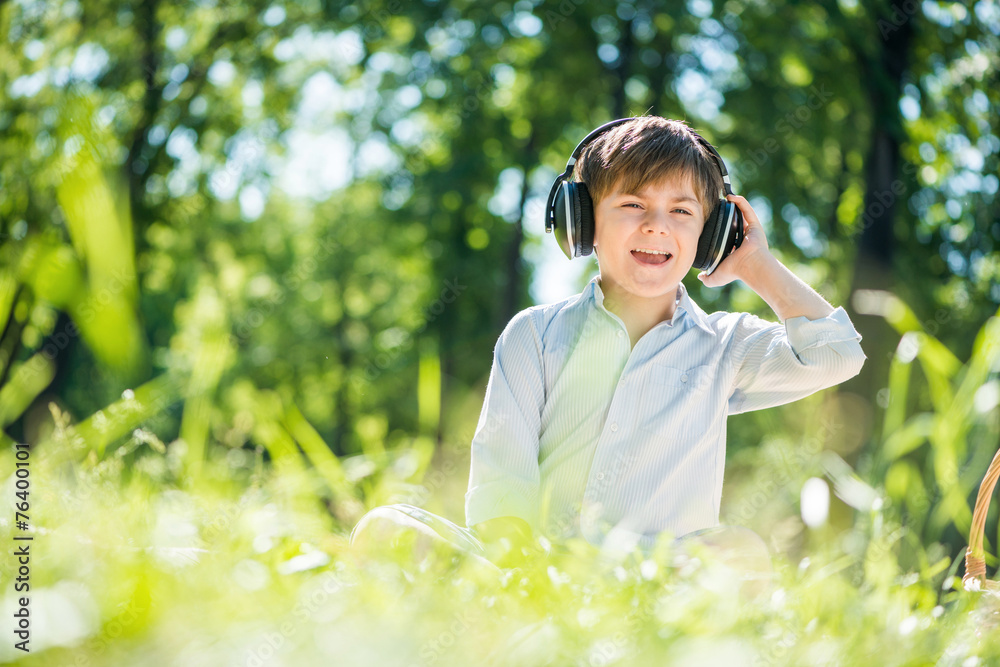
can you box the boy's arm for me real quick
[738,252,834,323]
[697,194,833,322]
[698,195,866,414]
[465,309,544,542]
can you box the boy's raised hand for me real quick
[696,194,771,288]
[696,194,836,322]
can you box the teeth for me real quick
[632,249,671,255]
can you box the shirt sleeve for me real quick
[727,306,866,414]
[465,309,544,531]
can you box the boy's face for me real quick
[593,174,706,302]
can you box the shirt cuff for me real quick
[784,306,863,354]
[465,482,537,531]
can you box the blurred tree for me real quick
[0,0,996,512]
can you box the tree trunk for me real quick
[612,19,634,119]
[124,0,163,229]
[499,132,535,326]
[842,11,915,437]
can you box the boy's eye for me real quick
[620,204,693,216]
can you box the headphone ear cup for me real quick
[694,200,725,270]
[553,181,595,258]
[573,182,595,257]
[552,181,573,258]
[721,200,744,259]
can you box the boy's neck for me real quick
[598,278,682,345]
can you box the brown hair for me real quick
[572,116,724,222]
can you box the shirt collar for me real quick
[586,275,715,336]
[676,282,716,335]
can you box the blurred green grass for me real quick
[1,414,1000,666]
[1,301,999,665]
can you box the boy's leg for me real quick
[672,524,775,599]
[349,503,500,573]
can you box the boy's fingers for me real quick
[698,271,725,288]
[727,194,759,226]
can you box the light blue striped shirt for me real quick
[465,274,866,553]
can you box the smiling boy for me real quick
[466,116,865,565]
[351,116,866,589]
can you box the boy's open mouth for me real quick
[631,249,673,266]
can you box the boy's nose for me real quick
[641,212,672,235]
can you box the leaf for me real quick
[283,402,353,502]
[882,413,934,461]
[0,353,56,429]
[73,373,182,456]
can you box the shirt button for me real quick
[597,473,605,480]
[617,330,624,338]
[680,374,688,383]
[610,423,618,432]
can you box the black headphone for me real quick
[544,118,744,275]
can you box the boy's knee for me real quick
[349,505,502,576]
[713,525,769,554]
[673,524,774,599]
[350,504,426,550]
[677,524,772,571]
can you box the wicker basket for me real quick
[964,448,1000,592]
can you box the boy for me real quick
[351,116,865,589]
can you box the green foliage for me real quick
[0,301,995,664]
[855,290,1000,547]
[0,0,999,663]
[3,375,1000,665]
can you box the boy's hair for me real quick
[571,116,724,223]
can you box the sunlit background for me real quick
[1,0,1000,663]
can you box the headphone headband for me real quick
[545,118,732,234]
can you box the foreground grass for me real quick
[2,433,1000,667]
